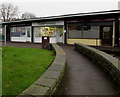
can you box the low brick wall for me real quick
[18,43,66,96]
[75,43,120,92]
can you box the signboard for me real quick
[10,23,31,27]
[67,18,115,23]
[32,21,64,26]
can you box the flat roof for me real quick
[2,10,120,24]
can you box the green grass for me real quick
[2,46,55,95]
[0,47,2,96]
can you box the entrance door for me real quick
[55,26,64,43]
[26,27,31,42]
[101,26,112,46]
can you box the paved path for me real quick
[59,45,117,95]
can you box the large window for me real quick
[10,26,31,42]
[82,26,99,38]
[68,25,82,38]
[11,27,26,37]
[40,27,56,36]
[68,24,100,39]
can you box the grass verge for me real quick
[2,46,55,95]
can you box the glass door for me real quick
[101,26,112,46]
[56,26,64,43]
[26,27,31,42]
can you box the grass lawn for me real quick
[2,46,55,95]
[0,47,2,96]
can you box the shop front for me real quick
[9,23,32,42]
[10,26,31,42]
[32,21,64,44]
[66,19,116,46]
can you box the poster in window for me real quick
[34,27,41,37]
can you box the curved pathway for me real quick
[60,45,117,95]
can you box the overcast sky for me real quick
[1,0,120,17]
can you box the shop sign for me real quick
[32,21,64,26]
[67,18,115,23]
[10,23,31,27]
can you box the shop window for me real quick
[83,26,99,38]
[56,26,63,37]
[20,27,26,36]
[68,24,100,39]
[27,28,30,37]
[68,25,82,38]
[11,27,21,37]
[11,27,29,37]
[41,27,55,36]
[83,26,91,30]
[34,27,41,37]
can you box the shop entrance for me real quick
[26,27,31,42]
[101,26,112,46]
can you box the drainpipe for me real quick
[112,21,115,47]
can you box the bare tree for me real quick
[118,1,120,10]
[21,12,36,19]
[0,3,19,22]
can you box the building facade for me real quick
[1,10,120,47]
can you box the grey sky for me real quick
[1,0,120,17]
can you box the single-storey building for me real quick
[1,10,120,47]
